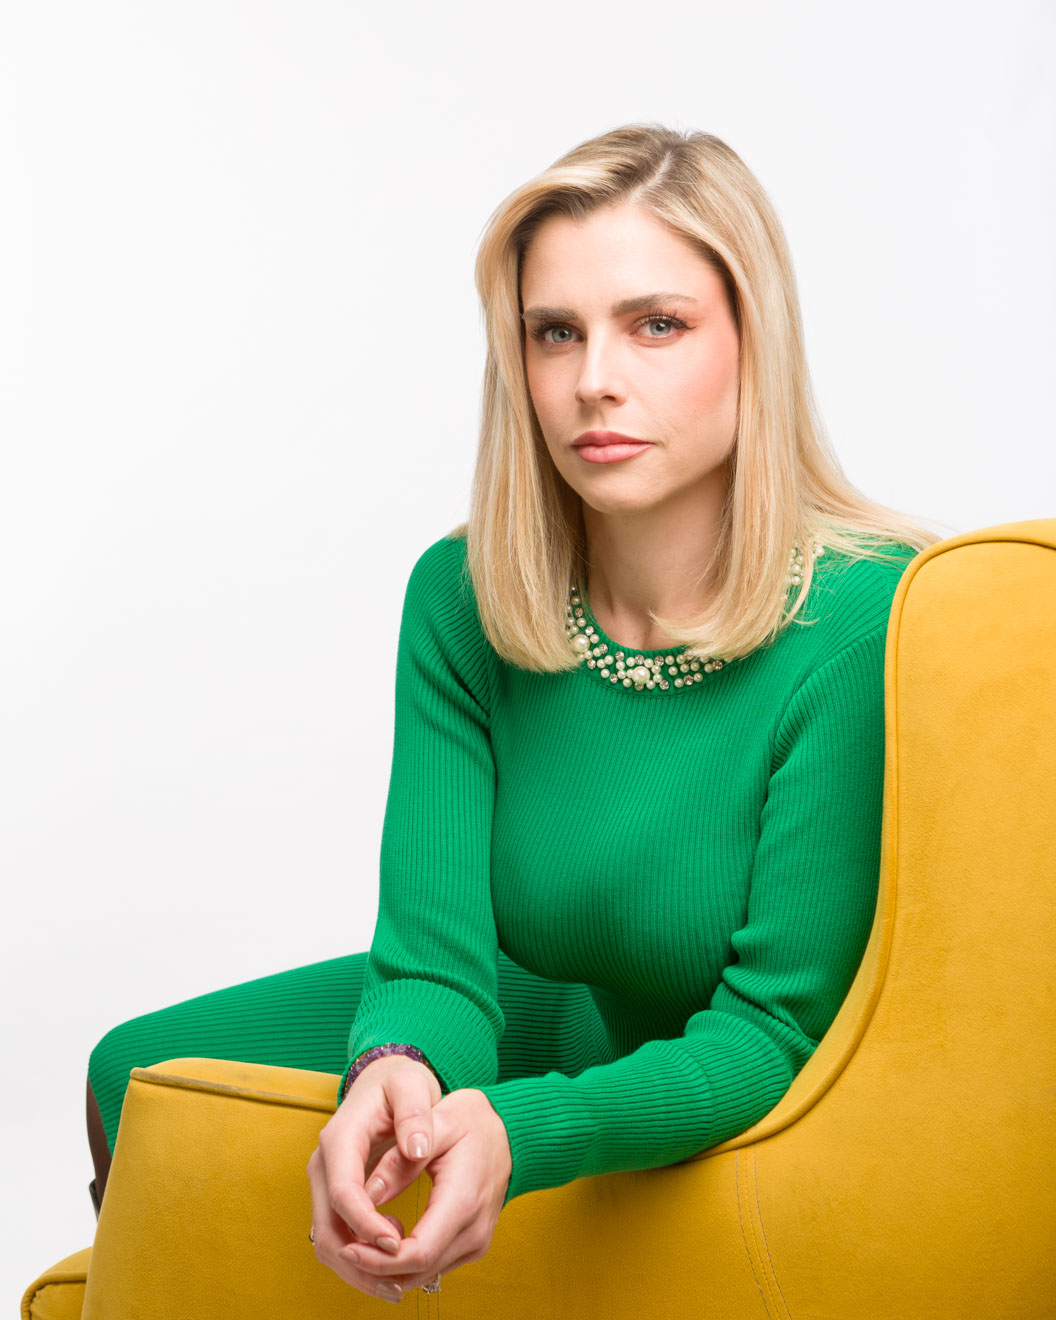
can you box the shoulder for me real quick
[406,528,468,586]
[399,531,494,692]
[797,541,918,654]
[755,541,918,695]
[753,544,918,754]
[402,531,477,630]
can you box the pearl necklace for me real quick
[565,541,825,693]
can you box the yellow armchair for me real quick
[23,519,1056,1319]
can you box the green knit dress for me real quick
[89,532,915,1207]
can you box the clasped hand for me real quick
[306,1054,512,1302]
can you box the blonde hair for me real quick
[447,122,943,672]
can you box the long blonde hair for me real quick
[448,122,942,672]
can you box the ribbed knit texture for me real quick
[88,949,612,1154]
[349,533,916,1205]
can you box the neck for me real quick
[581,479,726,653]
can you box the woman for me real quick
[86,123,941,1305]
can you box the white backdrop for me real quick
[3,0,1053,1303]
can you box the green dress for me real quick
[89,532,915,1205]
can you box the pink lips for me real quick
[572,430,653,465]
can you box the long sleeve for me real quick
[347,538,503,1094]
[478,624,889,1204]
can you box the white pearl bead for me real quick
[564,542,821,694]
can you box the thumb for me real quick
[386,1070,437,1163]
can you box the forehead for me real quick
[520,203,722,309]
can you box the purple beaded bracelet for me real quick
[338,1043,438,1103]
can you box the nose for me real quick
[574,332,627,408]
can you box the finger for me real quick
[307,1148,358,1258]
[350,1224,476,1283]
[400,1156,475,1264]
[309,1156,409,1300]
[317,1118,409,1253]
[364,1133,397,1183]
[363,1138,431,1208]
[399,1241,480,1292]
[350,1162,471,1279]
[350,1211,406,1246]
[334,1212,410,1279]
[386,1068,439,1164]
[318,1242,410,1305]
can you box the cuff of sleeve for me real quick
[349,977,500,1095]
[478,1070,608,1206]
[477,1044,728,1205]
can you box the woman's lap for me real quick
[88,949,607,1152]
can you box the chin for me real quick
[578,486,666,517]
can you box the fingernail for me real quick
[377,1234,400,1254]
[376,1281,402,1303]
[343,1246,361,1266]
[409,1132,428,1160]
[366,1176,385,1201]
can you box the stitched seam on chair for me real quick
[735,1147,771,1317]
[415,1174,425,1320]
[753,1144,792,1320]
[419,1174,424,1320]
[131,1069,335,1112]
[412,1176,443,1319]
[742,1144,785,1319]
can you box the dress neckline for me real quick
[565,585,719,694]
[564,542,824,695]
[576,587,689,661]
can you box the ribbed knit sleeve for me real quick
[346,538,503,1095]
[478,624,889,1204]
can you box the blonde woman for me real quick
[86,123,941,1304]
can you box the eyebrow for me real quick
[520,292,699,321]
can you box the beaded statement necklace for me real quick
[565,541,825,694]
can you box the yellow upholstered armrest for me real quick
[20,1247,92,1320]
[80,1058,429,1318]
[78,1056,761,1318]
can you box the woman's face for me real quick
[520,201,740,521]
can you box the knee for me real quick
[87,1017,133,1090]
[87,1017,146,1153]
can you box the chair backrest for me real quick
[697,518,1056,1313]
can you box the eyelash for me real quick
[528,309,689,345]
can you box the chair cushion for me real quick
[20,1248,91,1320]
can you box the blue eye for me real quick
[528,309,689,345]
[639,313,687,337]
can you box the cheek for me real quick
[524,355,551,414]
[524,361,567,471]
[670,343,739,439]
